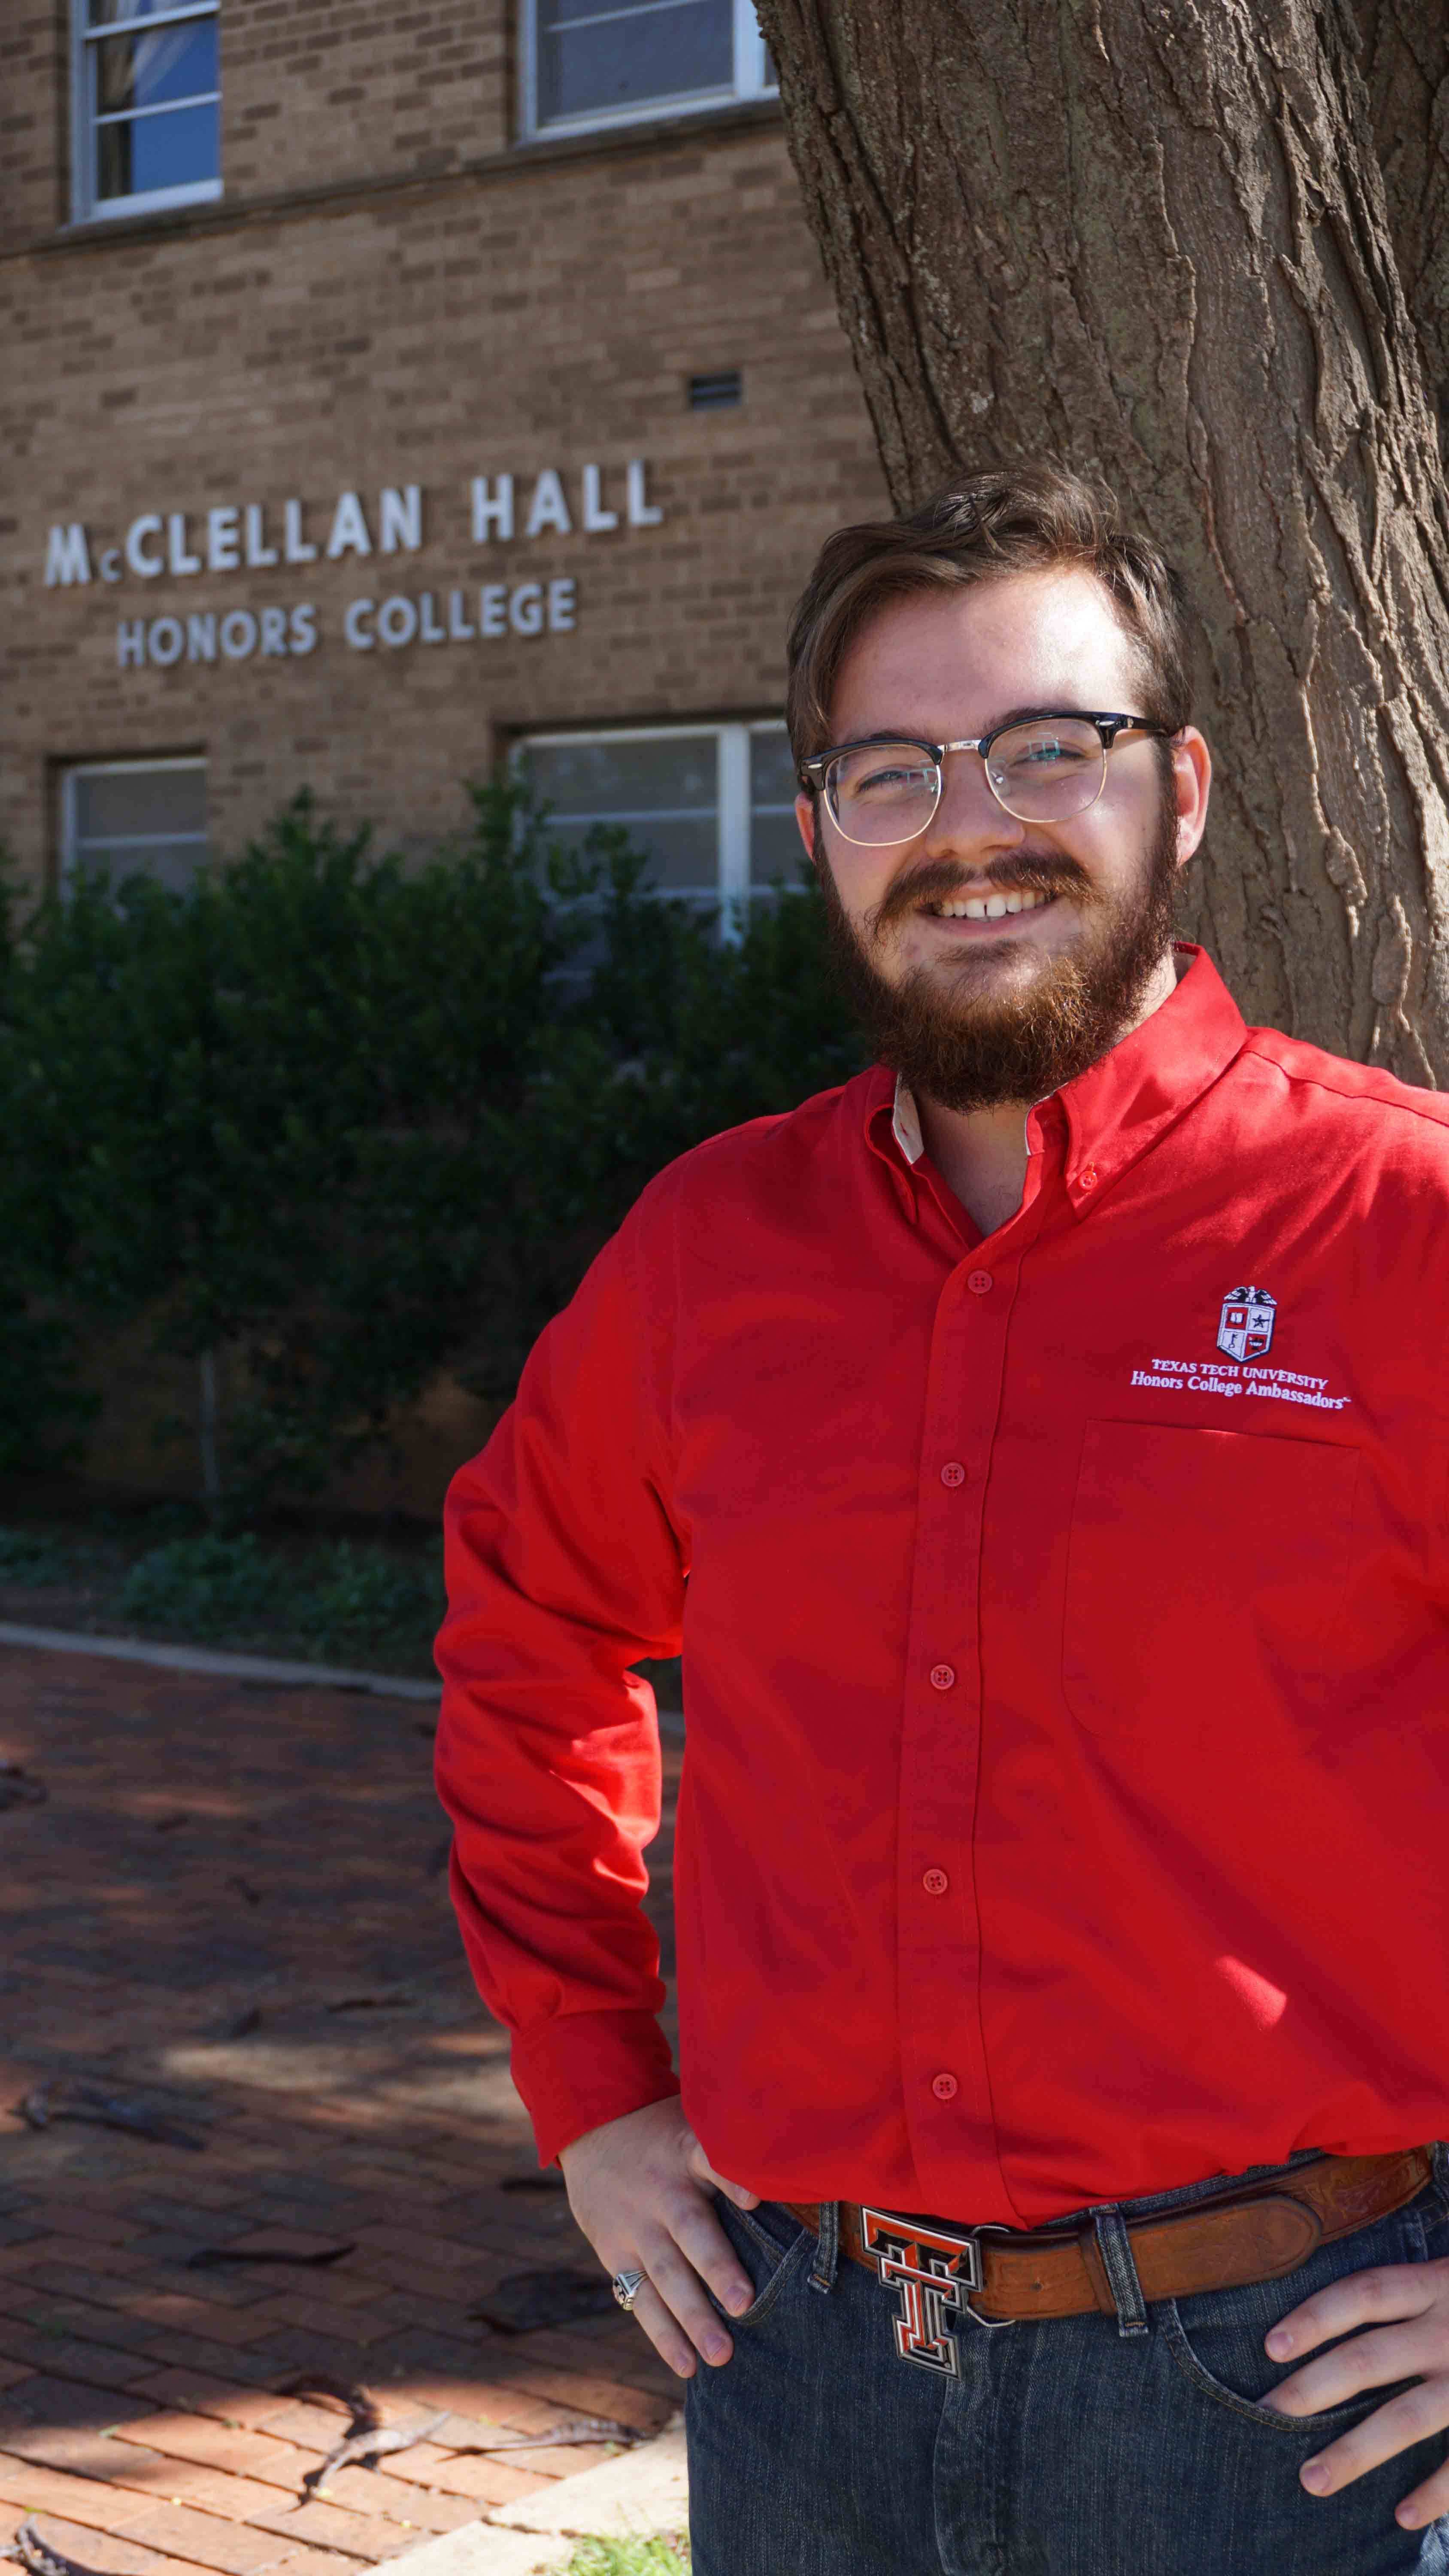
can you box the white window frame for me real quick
[71,0,222,225]
[520,0,775,143]
[61,756,209,888]
[517,718,795,940]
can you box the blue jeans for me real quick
[685,2150,1449,2573]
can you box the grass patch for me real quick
[0,1515,444,1677]
[0,1526,91,1584]
[0,1512,683,1698]
[120,1531,444,1666]
[119,1531,283,1635]
[117,1530,442,1663]
[561,2541,689,2575]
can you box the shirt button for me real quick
[922,1867,949,1896]
[931,2072,959,2102]
[967,1268,994,1294]
[1079,1166,1099,1191]
[929,1663,956,1691]
[940,1460,966,1488]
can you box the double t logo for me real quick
[859,2207,983,2376]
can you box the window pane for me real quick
[748,808,805,887]
[749,729,801,885]
[97,98,218,198]
[94,19,216,113]
[524,735,721,892]
[528,734,718,814]
[749,729,797,806]
[70,768,207,893]
[536,0,732,125]
[74,767,206,839]
[75,836,206,895]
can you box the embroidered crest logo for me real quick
[1217,1285,1276,1362]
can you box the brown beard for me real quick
[815,790,1182,1114]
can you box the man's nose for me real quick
[920,750,1028,859]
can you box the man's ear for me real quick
[794,790,821,875]
[1170,727,1212,869]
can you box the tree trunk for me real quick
[756,0,1449,1080]
[1355,0,1449,463]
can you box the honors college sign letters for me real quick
[39,461,665,673]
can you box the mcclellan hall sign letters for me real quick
[39,459,665,674]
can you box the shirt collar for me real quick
[865,946,1247,1212]
[891,1072,924,1166]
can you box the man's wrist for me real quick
[557,2090,686,2172]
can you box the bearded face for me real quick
[815,776,1182,1114]
[796,570,1198,1115]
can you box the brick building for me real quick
[1,0,888,905]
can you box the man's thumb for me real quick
[690,2139,759,2208]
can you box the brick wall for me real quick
[0,6,887,889]
[0,3,67,252]
[221,0,513,201]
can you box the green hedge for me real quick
[0,786,862,1509]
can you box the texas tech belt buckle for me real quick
[860,2206,1006,2376]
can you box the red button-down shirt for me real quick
[435,948,1449,2224]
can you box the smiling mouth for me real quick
[922,888,1060,922]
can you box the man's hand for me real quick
[1261,2253,1449,2528]
[558,2096,761,2378]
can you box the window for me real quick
[522,0,774,139]
[61,759,208,893]
[73,0,221,224]
[519,721,801,927]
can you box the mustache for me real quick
[867,852,1098,937]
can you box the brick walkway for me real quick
[0,1648,681,2576]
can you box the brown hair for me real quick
[784,462,1193,778]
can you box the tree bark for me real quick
[1355,0,1449,463]
[756,0,1449,1078]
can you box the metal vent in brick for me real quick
[688,369,744,410]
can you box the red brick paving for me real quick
[0,1648,682,2576]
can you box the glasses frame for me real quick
[798,710,1171,846]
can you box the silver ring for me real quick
[611,2267,646,2311]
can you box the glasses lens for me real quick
[826,741,940,845]
[985,717,1104,820]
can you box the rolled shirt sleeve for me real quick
[434,1200,687,2167]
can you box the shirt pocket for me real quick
[1061,1421,1360,1743]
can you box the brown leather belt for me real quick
[787,2146,1433,2325]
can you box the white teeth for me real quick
[929,887,1050,920]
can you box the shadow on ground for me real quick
[0,1649,681,2576]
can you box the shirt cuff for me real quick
[510,2009,682,2169]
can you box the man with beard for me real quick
[436,466,1449,2574]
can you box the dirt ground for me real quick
[0,1646,682,2576]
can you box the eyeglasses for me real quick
[799,711,1169,847]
